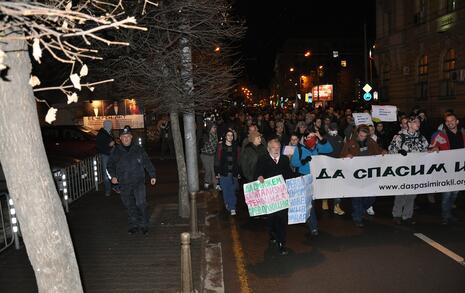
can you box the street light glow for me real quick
[289,67,294,72]
[304,51,311,57]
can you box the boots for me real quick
[333,203,345,216]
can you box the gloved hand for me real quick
[398,149,408,156]
[300,156,312,165]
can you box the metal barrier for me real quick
[0,155,103,255]
[0,193,20,253]
[55,155,103,212]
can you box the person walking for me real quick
[430,113,465,225]
[322,122,345,216]
[291,129,333,236]
[96,120,117,196]
[215,129,241,215]
[255,139,294,255]
[240,132,267,183]
[107,126,157,235]
[388,115,430,225]
[200,122,218,190]
[340,125,386,228]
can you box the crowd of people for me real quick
[199,105,465,255]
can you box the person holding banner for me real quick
[388,115,430,225]
[291,130,333,236]
[430,113,465,225]
[341,125,386,228]
[215,129,241,216]
[255,139,293,255]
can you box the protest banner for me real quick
[310,149,465,199]
[286,175,313,224]
[372,105,397,122]
[283,145,295,156]
[352,113,373,126]
[243,175,290,216]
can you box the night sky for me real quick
[234,0,376,89]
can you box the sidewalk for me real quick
[0,159,207,292]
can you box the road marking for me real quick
[414,233,465,267]
[230,217,251,293]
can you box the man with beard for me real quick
[430,113,465,225]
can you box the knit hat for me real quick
[120,125,132,136]
[103,120,112,133]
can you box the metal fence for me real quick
[0,193,20,253]
[55,155,103,212]
[0,155,104,255]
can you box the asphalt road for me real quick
[207,193,465,293]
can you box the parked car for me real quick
[41,125,98,160]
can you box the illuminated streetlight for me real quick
[214,46,221,53]
[289,67,294,72]
[304,51,312,57]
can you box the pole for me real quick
[190,192,200,239]
[180,232,193,293]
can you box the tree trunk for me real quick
[170,112,190,218]
[183,111,199,193]
[180,34,199,194]
[0,39,83,291]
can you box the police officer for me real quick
[107,125,156,235]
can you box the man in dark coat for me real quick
[96,120,116,196]
[255,139,293,255]
[107,125,157,235]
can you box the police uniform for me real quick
[107,126,156,233]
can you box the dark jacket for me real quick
[239,143,267,182]
[324,133,344,158]
[107,144,156,185]
[96,128,114,155]
[255,154,293,180]
[340,138,384,157]
[214,142,240,177]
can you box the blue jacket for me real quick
[291,141,333,175]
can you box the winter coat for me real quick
[324,133,344,158]
[290,140,333,175]
[340,138,383,157]
[107,144,156,185]
[214,142,240,177]
[388,130,429,154]
[96,128,114,155]
[239,143,267,182]
[430,128,465,150]
[255,154,293,180]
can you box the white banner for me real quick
[83,114,144,130]
[352,113,373,126]
[371,105,397,122]
[310,149,465,199]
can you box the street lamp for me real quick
[289,67,295,72]
[304,50,312,58]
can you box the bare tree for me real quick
[0,1,145,291]
[96,0,244,217]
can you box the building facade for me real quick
[375,0,465,120]
[273,38,364,108]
